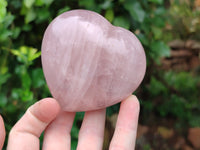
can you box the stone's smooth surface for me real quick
[41,10,146,112]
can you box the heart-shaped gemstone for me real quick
[41,10,146,112]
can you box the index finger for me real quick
[109,95,140,150]
[0,115,6,149]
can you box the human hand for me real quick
[0,115,6,149]
[6,95,139,150]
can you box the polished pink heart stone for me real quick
[41,10,146,112]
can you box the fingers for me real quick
[0,115,6,149]
[42,111,75,150]
[109,95,140,150]
[7,98,60,150]
[77,109,106,150]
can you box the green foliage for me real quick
[0,0,7,23]
[150,41,170,64]
[11,46,41,66]
[143,144,152,150]
[113,16,130,29]
[1,0,200,149]
[168,0,200,40]
[143,71,200,126]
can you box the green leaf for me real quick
[100,1,112,9]
[58,6,70,15]
[137,33,149,46]
[79,0,95,8]
[154,7,166,15]
[152,26,162,40]
[71,140,78,150]
[0,66,8,74]
[148,0,163,4]
[124,1,145,22]
[6,104,18,113]
[20,4,27,15]
[75,112,85,120]
[105,9,114,22]
[22,24,32,31]
[35,0,44,6]
[36,8,51,23]
[71,125,79,139]
[25,9,36,23]
[0,0,7,23]
[0,73,11,86]
[2,13,15,28]
[23,0,35,8]
[9,0,21,9]
[12,88,34,102]
[150,41,170,57]
[11,46,40,66]
[21,73,31,89]
[113,16,130,29]
[11,50,20,56]
[0,94,7,107]
[43,0,54,5]
[11,88,22,100]
[21,89,33,102]
[31,68,45,88]
[11,47,28,64]
[0,29,12,41]
[27,47,41,62]
[165,72,198,95]
[148,77,167,96]
[12,27,21,39]
[15,65,26,75]
[150,16,165,27]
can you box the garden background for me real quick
[0,0,200,149]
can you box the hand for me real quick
[6,95,139,150]
[0,115,6,149]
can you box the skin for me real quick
[2,95,139,150]
[0,115,6,149]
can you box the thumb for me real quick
[7,98,60,150]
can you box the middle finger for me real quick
[42,111,75,150]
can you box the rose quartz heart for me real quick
[41,10,146,112]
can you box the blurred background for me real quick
[0,0,200,149]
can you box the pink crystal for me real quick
[41,10,146,112]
